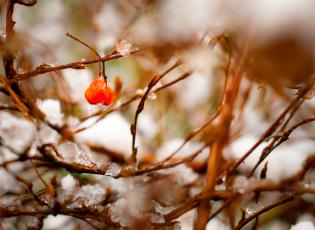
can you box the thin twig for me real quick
[12,48,143,82]
[66,32,102,76]
[248,116,315,177]
[129,60,182,165]
[225,97,302,176]
[234,196,294,230]
[76,70,192,133]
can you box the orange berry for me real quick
[85,76,115,105]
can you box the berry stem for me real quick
[66,32,103,77]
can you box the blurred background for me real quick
[0,0,315,229]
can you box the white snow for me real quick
[56,142,96,167]
[61,174,77,194]
[43,215,72,230]
[70,184,106,208]
[105,163,121,177]
[108,184,152,227]
[290,221,315,230]
[116,40,132,56]
[15,1,65,45]
[0,112,36,153]
[172,72,212,110]
[76,112,143,160]
[62,68,93,103]
[206,218,230,230]
[226,134,314,181]
[37,99,64,126]
[38,123,60,145]
[161,164,198,186]
[94,3,130,50]
[233,175,257,194]
[138,113,159,140]
[245,202,264,218]
[0,169,24,196]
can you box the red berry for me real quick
[85,76,115,105]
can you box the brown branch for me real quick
[248,116,315,177]
[195,47,244,229]
[234,195,294,230]
[6,0,15,43]
[3,0,16,78]
[225,97,303,177]
[0,75,31,119]
[0,205,117,227]
[11,49,143,82]
[76,70,192,133]
[155,107,222,166]
[4,166,44,205]
[134,145,207,175]
[0,103,19,111]
[66,32,102,76]
[66,33,99,58]
[15,0,37,6]
[129,60,182,164]
[38,145,108,175]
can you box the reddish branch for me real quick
[195,40,244,230]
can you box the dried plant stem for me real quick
[226,97,302,176]
[11,48,143,82]
[3,0,16,78]
[195,54,243,229]
[234,195,294,230]
[0,75,31,119]
[66,33,99,57]
[66,32,103,76]
[130,60,182,165]
[76,70,192,134]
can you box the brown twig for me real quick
[11,48,143,82]
[129,60,182,165]
[0,75,31,119]
[234,195,294,230]
[195,42,244,230]
[225,96,302,177]
[66,32,103,76]
[248,116,315,177]
[76,70,192,133]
